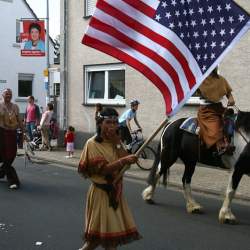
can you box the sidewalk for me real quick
[18,147,250,202]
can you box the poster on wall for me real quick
[20,20,45,57]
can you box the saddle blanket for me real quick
[180,117,199,135]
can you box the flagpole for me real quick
[114,117,170,184]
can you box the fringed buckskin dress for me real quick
[78,136,141,248]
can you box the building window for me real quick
[84,0,96,17]
[84,64,126,105]
[18,73,33,97]
[54,83,60,97]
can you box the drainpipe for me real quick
[60,0,68,131]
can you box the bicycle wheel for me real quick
[136,146,156,171]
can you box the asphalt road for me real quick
[1,157,250,250]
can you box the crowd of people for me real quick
[0,89,57,189]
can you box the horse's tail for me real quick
[153,142,161,169]
[146,141,161,186]
[151,138,170,187]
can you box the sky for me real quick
[26,0,60,40]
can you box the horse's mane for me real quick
[235,111,250,133]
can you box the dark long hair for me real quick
[95,107,119,143]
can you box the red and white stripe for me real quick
[82,0,202,115]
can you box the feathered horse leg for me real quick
[182,163,203,213]
[219,166,244,224]
[142,162,161,204]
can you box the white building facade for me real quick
[0,0,55,114]
[60,0,250,148]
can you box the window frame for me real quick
[16,19,21,43]
[84,0,96,18]
[84,63,126,106]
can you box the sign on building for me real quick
[20,20,45,57]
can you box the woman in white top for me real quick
[39,102,54,150]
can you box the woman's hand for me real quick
[120,154,138,165]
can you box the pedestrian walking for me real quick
[38,102,53,151]
[24,95,41,140]
[0,88,23,189]
[78,107,141,250]
[65,126,75,158]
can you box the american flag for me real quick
[82,0,250,116]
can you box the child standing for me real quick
[65,126,75,158]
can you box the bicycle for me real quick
[128,130,156,171]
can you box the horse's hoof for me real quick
[219,217,238,225]
[219,211,237,224]
[187,204,203,214]
[145,199,156,205]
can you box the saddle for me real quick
[180,117,199,135]
[180,116,236,156]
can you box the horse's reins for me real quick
[233,105,249,144]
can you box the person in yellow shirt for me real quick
[197,68,235,155]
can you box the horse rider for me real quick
[197,67,236,155]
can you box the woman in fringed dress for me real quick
[78,107,141,250]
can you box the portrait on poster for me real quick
[20,20,45,57]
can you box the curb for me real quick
[28,155,250,203]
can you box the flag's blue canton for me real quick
[154,0,249,72]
